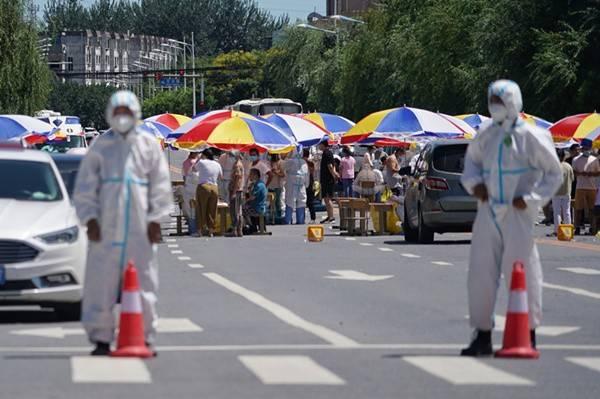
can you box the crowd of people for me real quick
[549,139,600,237]
[178,140,414,237]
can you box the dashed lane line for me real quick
[401,253,421,258]
[431,261,453,266]
[359,243,373,247]
[344,237,356,241]
[168,244,179,248]
[171,250,183,254]
[378,247,394,252]
[165,238,177,243]
[558,267,600,276]
[188,263,205,269]
[203,272,359,347]
[178,256,192,261]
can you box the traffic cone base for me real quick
[495,346,539,359]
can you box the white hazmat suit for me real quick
[74,91,173,345]
[461,80,562,332]
[284,151,309,224]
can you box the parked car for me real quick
[0,146,86,319]
[403,140,477,243]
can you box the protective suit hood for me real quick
[488,80,522,126]
[106,90,142,135]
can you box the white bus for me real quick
[228,98,303,116]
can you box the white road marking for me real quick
[378,247,394,252]
[493,315,579,336]
[157,318,203,333]
[167,244,179,248]
[404,356,534,386]
[239,355,345,385]
[401,253,421,258]
[566,357,600,374]
[171,250,183,254]
[558,267,600,276]
[543,282,600,300]
[165,238,177,243]
[71,357,151,383]
[178,256,191,261]
[203,272,358,347]
[11,327,84,339]
[359,242,373,247]
[431,261,453,266]
[325,270,394,282]
[344,237,356,241]
[4,343,600,354]
[188,263,205,269]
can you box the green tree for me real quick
[142,88,195,118]
[47,81,115,128]
[0,0,51,115]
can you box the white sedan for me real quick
[0,146,86,319]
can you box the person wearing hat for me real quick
[572,138,600,235]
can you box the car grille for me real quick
[0,241,39,264]
[0,279,37,291]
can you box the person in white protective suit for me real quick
[460,80,562,356]
[284,149,310,224]
[73,90,173,356]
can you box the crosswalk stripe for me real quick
[188,263,205,269]
[378,247,394,252]
[493,315,579,336]
[71,357,151,383]
[171,250,183,254]
[359,243,373,246]
[566,357,600,373]
[239,355,345,385]
[345,237,356,241]
[157,318,203,333]
[431,261,453,266]
[167,244,179,248]
[403,356,534,386]
[178,256,191,261]
[558,267,600,276]
[165,238,176,243]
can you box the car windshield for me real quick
[52,158,82,196]
[0,159,63,201]
[433,144,468,173]
[36,136,86,153]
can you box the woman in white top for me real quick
[194,148,223,237]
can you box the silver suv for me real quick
[403,140,477,243]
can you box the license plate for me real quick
[0,265,5,286]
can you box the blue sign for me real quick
[160,77,182,88]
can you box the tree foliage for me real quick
[43,0,288,54]
[266,0,600,122]
[0,0,51,114]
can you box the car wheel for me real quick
[403,207,418,243]
[417,208,435,244]
[54,302,81,321]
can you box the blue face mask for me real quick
[249,155,259,162]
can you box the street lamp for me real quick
[295,24,337,35]
[168,34,197,115]
[329,15,365,24]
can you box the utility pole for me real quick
[200,75,205,111]
[191,31,197,116]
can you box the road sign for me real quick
[160,77,182,88]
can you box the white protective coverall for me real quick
[74,91,173,344]
[461,80,562,330]
[284,151,309,224]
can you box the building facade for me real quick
[326,0,375,16]
[48,30,179,87]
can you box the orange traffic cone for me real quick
[495,261,539,359]
[111,261,153,358]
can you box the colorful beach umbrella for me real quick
[174,110,295,153]
[263,114,331,147]
[145,113,191,130]
[520,112,552,129]
[550,112,600,144]
[455,114,490,130]
[342,106,475,144]
[0,115,56,145]
[142,121,171,138]
[300,113,355,134]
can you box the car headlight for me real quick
[36,226,79,244]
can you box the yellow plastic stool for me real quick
[307,225,324,242]
[557,224,574,241]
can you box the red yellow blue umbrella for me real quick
[145,113,191,130]
[174,110,295,153]
[550,112,600,144]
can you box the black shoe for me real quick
[90,342,111,356]
[145,342,158,357]
[530,329,536,349]
[320,217,331,224]
[460,330,493,357]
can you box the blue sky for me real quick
[35,1,325,22]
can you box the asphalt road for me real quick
[0,150,599,398]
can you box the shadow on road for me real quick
[0,309,59,324]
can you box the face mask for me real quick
[249,155,258,162]
[112,114,135,134]
[489,103,508,123]
[582,150,591,157]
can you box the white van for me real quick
[35,111,87,152]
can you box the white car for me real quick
[0,146,86,319]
